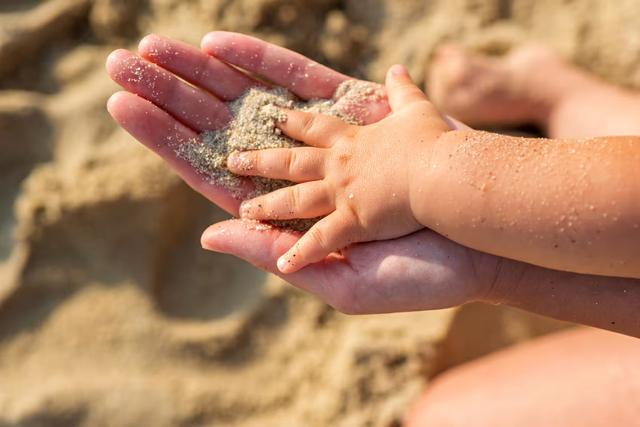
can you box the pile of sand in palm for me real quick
[175,80,383,231]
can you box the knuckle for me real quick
[331,141,354,162]
[284,149,298,176]
[343,126,359,140]
[286,186,301,212]
[301,114,317,138]
[307,223,329,251]
[335,152,352,167]
[337,175,352,188]
[342,202,365,235]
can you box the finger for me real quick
[227,147,325,182]
[106,49,230,132]
[332,83,391,125]
[239,181,333,221]
[201,31,348,99]
[444,115,471,130]
[107,91,249,214]
[385,64,430,112]
[277,212,357,274]
[278,110,351,148]
[138,33,260,101]
[201,219,349,288]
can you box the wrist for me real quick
[473,253,526,305]
[408,129,477,228]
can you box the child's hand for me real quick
[227,65,450,273]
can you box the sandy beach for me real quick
[4,0,640,425]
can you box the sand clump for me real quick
[176,80,383,230]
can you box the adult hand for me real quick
[106,32,496,313]
[106,32,390,213]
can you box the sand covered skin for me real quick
[176,80,384,230]
[3,0,636,425]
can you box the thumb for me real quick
[385,64,429,112]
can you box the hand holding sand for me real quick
[106,32,390,214]
[105,32,493,313]
[105,33,640,336]
[231,65,450,273]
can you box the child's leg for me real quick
[429,44,640,138]
[406,328,640,427]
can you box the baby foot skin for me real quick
[428,44,567,129]
[227,65,450,274]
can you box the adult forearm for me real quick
[413,130,640,278]
[486,258,640,337]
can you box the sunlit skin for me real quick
[106,32,640,338]
[232,65,640,278]
[407,45,640,427]
[105,33,640,426]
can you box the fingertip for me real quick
[106,92,121,115]
[226,150,251,173]
[200,224,226,252]
[385,64,429,111]
[386,64,414,88]
[277,253,303,274]
[200,32,215,50]
[274,108,293,133]
[277,256,289,273]
[106,91,134,119]
[389,64,410,79]
[238,200,252,219]
[200,227,215,250]
[138,33,163,57]
[105,48,132,74]
[201,31,233,53]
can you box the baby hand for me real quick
[227,65,451,273]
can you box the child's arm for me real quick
[413,129,640,279]
[231,65,640,277]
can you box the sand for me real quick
[175,81,378,231]
[5,0,640,425]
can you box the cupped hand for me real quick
[106,31,495,313]
[202,219,499,313]
[105,32,390,214]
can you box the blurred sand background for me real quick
[2,0,640,425]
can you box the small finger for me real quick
[277,212,356,273]
[227,147,325,182]
[138,33,260,101]
[239,181,333,221]
[385,64,430,112]
[278,109,350,148]
[201,31,348,99]
[106,49,230,132]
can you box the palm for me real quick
[106,32,492,313]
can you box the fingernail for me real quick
[200,231,215,251]
[277,256,289,273]
[390,64,409,77]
